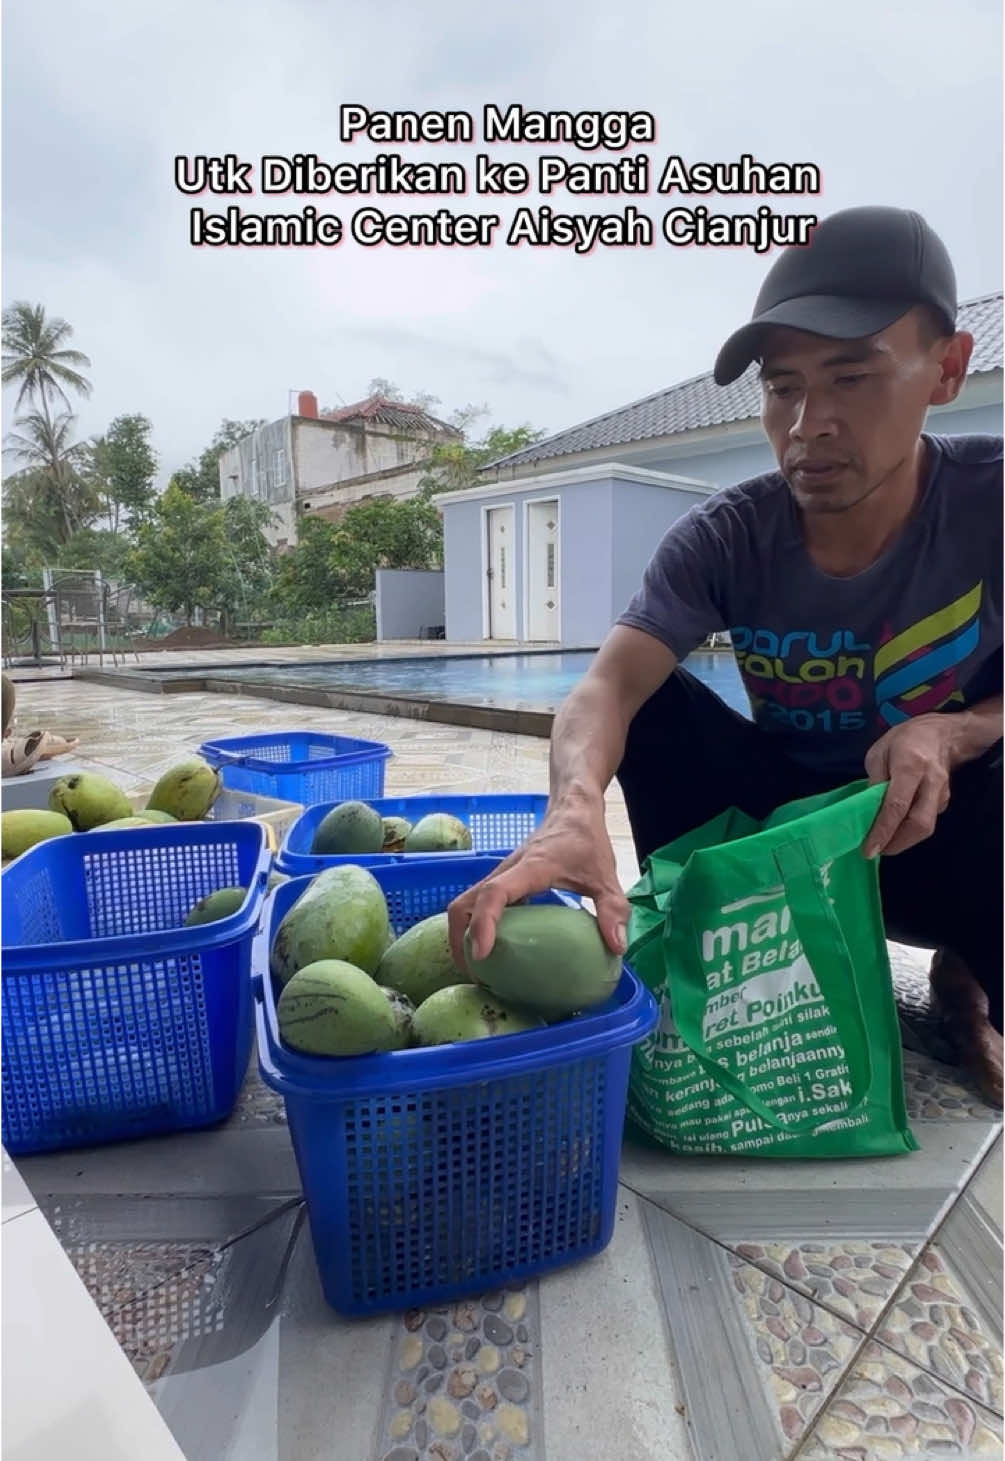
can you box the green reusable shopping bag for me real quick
[624,779,917,1158]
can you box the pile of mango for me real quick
[264,863,622,1058]
[310,801,473,855]
[1,758,222,860]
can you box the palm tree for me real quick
[4,411,98,549]
[2,301,92,431]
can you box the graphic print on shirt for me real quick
[872,581,981,728]
[731,581,983,739]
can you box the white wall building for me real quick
[218,392,461,548]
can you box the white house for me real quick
[218,391,461,548]
[435,292,1002,646]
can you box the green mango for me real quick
[464,904,621,1021]
[184,886,248,925]
[403,813,473,853]
[278,960,399,1056]
[310,801,383,855]
[376,913,469,1005]
[49,772,132,830]
[411,985,545,1047]
[1,809,73,860]
[269,864,391,986]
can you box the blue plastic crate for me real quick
[198,732,392,805]
[253,860,658,1316]
[2,821,271,1155]
[276,793,550,876]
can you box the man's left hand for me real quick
[862,713,958,858]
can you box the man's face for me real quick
[758,310,967,514]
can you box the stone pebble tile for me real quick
[901,1050,1001,1123]
[875,1247,1004,1415]
[798,1340,1004,1458]
[375,1282,539,1461]
[732,1241,917,1330]
[727,1255,862,1449]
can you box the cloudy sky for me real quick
[3,0,1001,485]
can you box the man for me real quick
[448,206,1004,1104]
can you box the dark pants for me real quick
[615,667,1003,1031]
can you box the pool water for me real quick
[173,649,750,716]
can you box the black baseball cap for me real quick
[713,206,958,386]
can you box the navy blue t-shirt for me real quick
[617,433,1003,777]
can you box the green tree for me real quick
[2,302,95,560]
[418,421,544,496]
[270,516,340,615]
[55,527,133,579]
[330,494,443,596]
[125,484,228,623]
[125,483,274,627]
[92,413,158,530]
[271,494,443,614]
[3,411,100,555]
[170,417,267,502]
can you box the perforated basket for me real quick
[198,732,392,805]
[253,860,658,1315]
[1,821,271,1155]
[276,793,550,876]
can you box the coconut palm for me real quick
[2,301,92,426]
[3,411,99,550]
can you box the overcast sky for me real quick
[3,0,1001,486]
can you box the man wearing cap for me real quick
[448,206,1003,1104]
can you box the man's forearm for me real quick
[548,678,631,810]
[946,694,1004,768]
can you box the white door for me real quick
[527,499,560,641]
[486,506,516,639]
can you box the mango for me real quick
[411,985,545,1047]
[310,800,383,855]
[377,912,469,1005]
[146,758,221,820]
[1,809,73,860]
[90,816,165,832]
[464,904,621,1021]
[380,986,415,1048]
[49,772,132,830]
[381,815,412,852]
[184,886,247,925]
[404,813,473,853]
[137,809,177,823]
[269,864,391,985]
[277,960,399,1056]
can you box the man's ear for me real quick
[929,330,974,407]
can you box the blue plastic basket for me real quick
[253,860,658,1316]
[276,793,550,876]
[198,732,393,805]
[2,821,272,1155]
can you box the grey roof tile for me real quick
[487,292,1003,472]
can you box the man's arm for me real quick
[446,626,678,967]
[863,693,1003,858]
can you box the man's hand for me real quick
[447,796,630,972]
[862,713,960,858]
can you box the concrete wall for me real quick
[218,418,296,547]
[443,499,485,641]
[558,481,613,647]
[376,569,445,641]
[292,419,440,496]
[611,481,714,620]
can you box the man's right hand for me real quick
[446,797,631,973]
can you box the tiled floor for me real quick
[4,671,1002,1461]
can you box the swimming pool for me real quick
[114,647,749,716]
